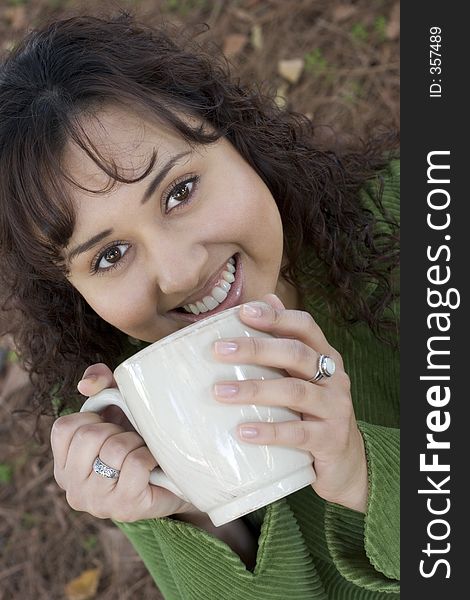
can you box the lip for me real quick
[167,253,244,323]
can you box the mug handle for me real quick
[80,388,189,501]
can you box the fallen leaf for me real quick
[64,568,101,600]
[223,34,248,58]
[386,3,400,40]
[1,40,15,52]
[251,24,263,50]
[332,5,358,23]
[274,82,289,109]
[278,58,305,84]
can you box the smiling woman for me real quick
[63,105,284,341]
[0,11,399,600]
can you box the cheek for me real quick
[239,188,284,256]
[78,278,154,334]
[209,176,282,247]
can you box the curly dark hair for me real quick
[0,12,399,415]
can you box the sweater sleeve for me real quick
[324,421,400,593]
[114,499,328,600]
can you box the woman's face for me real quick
[65,106,288,343]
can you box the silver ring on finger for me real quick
[92,456,120,480]
[308,354,336,383]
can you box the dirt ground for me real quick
[0,0,399,598]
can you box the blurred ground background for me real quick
[0,0,399,598]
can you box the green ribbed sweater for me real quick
[114,160,400,599]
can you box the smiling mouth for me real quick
[168,253,243,323]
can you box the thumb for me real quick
[260,293,286,311]
[77,362,117,396]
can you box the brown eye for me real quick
[93,242,130,273]
[103,247,122,263]
[165,175,199,212]
[173,183,190,201]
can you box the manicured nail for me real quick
[241,303,262,318]
[77,374,97,393]
[239,426,259,439]
[214,341,238,354]
[81,365,99,380]
[83,373,97,381]
[214,383,239,398]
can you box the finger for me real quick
[115,445,187,518]
[77,362,117,396]
[51,412,103,471]
[259,293,286,311]
[213,377,332,419]
[116,445,157,491]
[65,421,124,480]
[98,431,145,472]
[237,298,342,366]
[214,335,323,381]
[237,419,326,452]
[114,446,184,517]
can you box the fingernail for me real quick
[77,375,97,394]
[81,373,97,384]
[82,366,98,380]
[214,383,239,398]
[239,426,259,439]
[214,341,238,354]
[241,303,262,318]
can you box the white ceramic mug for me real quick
[80,305,315,526]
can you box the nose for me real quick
[147,240,207,301]
[157,260,201,297]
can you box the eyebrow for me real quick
[67,229,113,264]
[140,150,191,205]
[66,150,192,263]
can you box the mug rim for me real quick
[117,305,242,370]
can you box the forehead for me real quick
[62,105,191,190]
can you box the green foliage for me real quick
[304,49,328,75]
[21,512,38,529]
[7,350,19,363]
[7,0,29,6]
[351,23,368,43]
[164,0,207,16]
[342,81,363,104]
[374,16,387,41]
[0,464,13,484]
[81,535,98,551]
[51,382,80,417]
[351,17,388,44]
[50,384,63,418]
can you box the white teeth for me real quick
[180,256,237,314]
[196,301,209,313]
[203,295,219,310]
[218,280,231,293]
[222,271,235,283]
[211,286,228,303]
[188,303,200,314]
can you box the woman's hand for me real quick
[50,363,196,522]
[212,294,369,513]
